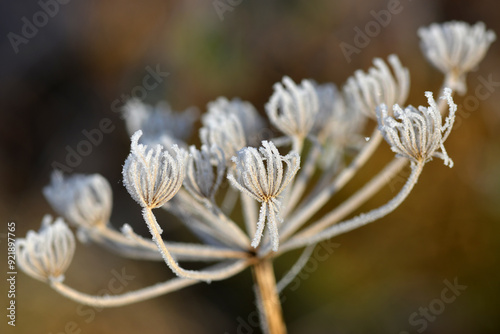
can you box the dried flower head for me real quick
[122,99,198,144]
[343,54,410,118]
[228,141,300,251]
[200,112,246,165]
[377,88,457,167]
[266,76,319,140]
[206,97,266,146]
[184,144,226,202]
[43,171,112,229]
[313,82,366,170]
[17,215,75,282]
[122,130,187,209]
[418,21,496,94]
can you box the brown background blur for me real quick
[1,0,500,333]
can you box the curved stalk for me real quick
[51,276,198,308]
[143,208,250,282]
[281,160,423,253]
[280,129,383,241]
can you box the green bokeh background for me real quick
[1,0,500,333]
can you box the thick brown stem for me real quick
[252,259,287,334]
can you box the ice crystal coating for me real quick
[184,144,226,202]
[228,141,300,251]
[43,171,112,228]
[418,21,496,94]
[377,88,457,167]
[343,54,410,118]
[122,130,187,209]
[17,215,75,282]
[266,76,320,139]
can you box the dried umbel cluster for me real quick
[17,20,495,334]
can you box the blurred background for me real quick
[1,0,499,333]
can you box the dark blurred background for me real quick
[1,0,499,333]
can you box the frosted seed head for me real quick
[122,130,187,209]
[122,99,198,143]
[200,112,246,165]
[266,76,320,139]
[376,88,457,167]
[227,141,300,251]
[206,97,266,146]
[343,54,410,118]
[184,144,226,201]
[43,171,112,229]
[17,215,75,283]
[418,21,496,94]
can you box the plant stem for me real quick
[252,259,286,334]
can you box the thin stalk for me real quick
[50,276,198,307]
[276,244,316,293]
[143,208,250,281]
[283,140,321,217]
[86,224,249,261]
[280,129,383,241]
[281,160,423,252]
[170,189,249,249]
[242,193,258,237]
[252,259,286,334]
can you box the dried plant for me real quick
[17,21,495,334]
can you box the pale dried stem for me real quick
[252,259,287,334]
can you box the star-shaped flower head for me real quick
[17,215,75,283]
[122,130,188,209]
[43,171,112,229]
[228,141,300,251]
[418,21,496,95]
[377,88,457,167]
[266,76,320,140]
[343,54,410,118]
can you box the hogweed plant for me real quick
[17,21,495,333]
